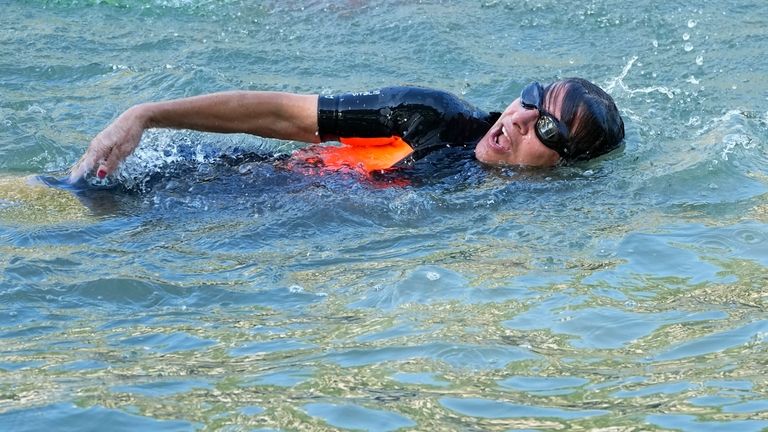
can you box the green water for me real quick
[1,0,767,430]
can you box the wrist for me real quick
[126,103,154,129]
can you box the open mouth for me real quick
[488,125,512,152]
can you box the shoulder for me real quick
[372,86,487,124]
[378,86,467,106]
[320,86,473,109]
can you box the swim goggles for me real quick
[520,82,571,158]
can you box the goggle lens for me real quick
[520,82,570,157]
[537,116,560,141]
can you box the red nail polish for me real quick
[97,169,107,179]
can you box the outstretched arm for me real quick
[69,91,319,182]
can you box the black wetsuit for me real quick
[316,86,500,167]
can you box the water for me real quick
[1,0,767,430]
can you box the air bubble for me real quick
[682,32,690,41]
[696,55,704,65]
[684,43,694,52]
[652,39,658,48]
[425,271,440,281]
[688,19,697,28]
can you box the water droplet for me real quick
[684,43,694,52]
[688,19,697,28]
[696,55,704,65]
[652,39,658,48]
[682,32,690,41]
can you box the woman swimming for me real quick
[69,78,625,182]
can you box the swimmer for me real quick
[69,78,624,182]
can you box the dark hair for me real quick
[544,78,624,162]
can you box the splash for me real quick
[695,110,758,161]
[720,132,755,162]
[108,129,228,192]
[604,56,676,99]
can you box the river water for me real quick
[1,1,767,430]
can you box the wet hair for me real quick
[544,78,624,162]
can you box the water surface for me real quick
[1,0,767,430]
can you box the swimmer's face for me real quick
[474,83,565,168]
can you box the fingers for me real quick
[96,129,142,179]
[98,147,126,179]
[68,154,88,183]
[68,134,116,182]
[68,144,103,183]
[68,110,145,183]
[69,128,125,181]
[68,159,89,183]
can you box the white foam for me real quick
[113,129,218,191]
[604,56,677,99]
[693,110,758,162]
[720,133,754,161]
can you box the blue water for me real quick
[1,0,767,430]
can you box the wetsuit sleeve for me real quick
[318,88,407,141]
[317,87,492,151]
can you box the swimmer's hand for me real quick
[69,105,148,183]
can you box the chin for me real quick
[473,142,492,163]
[474,142,506,166]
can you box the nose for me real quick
[511,105,539,136]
